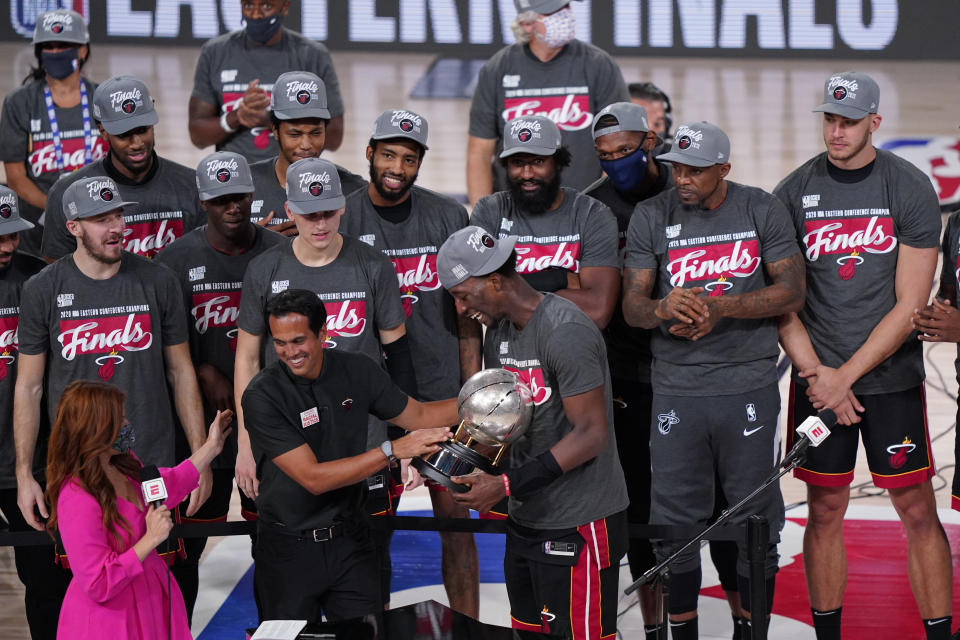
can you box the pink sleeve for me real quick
[159,459,200,507]
[57,481,144,604]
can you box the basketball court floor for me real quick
[1,43,959,639]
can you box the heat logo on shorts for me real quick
[886,436,916,470]
[657,409,679,435]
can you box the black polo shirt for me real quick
[242,349,409,531]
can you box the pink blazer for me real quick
[56,460,200,640]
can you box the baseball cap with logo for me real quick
[813,71,880,120]
[62,176,137,221]
[592,102,651,140]
[271,71,331,121]
[656,121,730,168]
[0,186,35,235]
[92,75,159,135]
[196,151,254,201]
[285,158,345,214]
[371,109,429,150]
[437,226,518,290]
[33,9,89,45]
[513,0,580,15]
[499,115,562,158]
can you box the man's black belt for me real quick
[263,520,345,542]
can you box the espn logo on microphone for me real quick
[797,415,831,447]
[142,478,168,502]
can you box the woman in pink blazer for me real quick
[44,380,232,640]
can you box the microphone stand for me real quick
[625,438,812,640]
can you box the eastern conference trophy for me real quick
[412,368,533,493]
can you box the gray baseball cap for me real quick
[0,187,35,235]
[285,158,345,214]
[656,121,730,168]
[813,71,880,119]
[196,152,254,201]
[271,71,331,121]
[92,75,159,135]
[499,115,562,158]
[438,226,518,289]
[371,109,429,150]
[592,102,651,140]
[62,176,137,221]
[513,0,579,15]
[33,9,89,45]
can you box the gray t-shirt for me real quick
[192,28,344,163]
[18,253,189,467]
[583,166,673,383]
[249,156,366,226]
[0,78,109,227]
[774,150,942,394]
[0,252,48,489]
[483,294,628,529]
[471,187,619,276]
[625,182,800,395]
[468,40,627,192]
[41,154,202,260]
[155,225,285,469]
[342,185,469,401]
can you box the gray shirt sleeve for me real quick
[238,257,270,336]
[0,92,29,163]
[371,252,406,332]
[155,264,190,346]
[758,197,801,263]
[624,204,659,271]
[468,58,501,140]
[590,49,629,109]
[578,199,620,269]
[40,176,76,259]
[469,196,499,235]
[191,43,219,106]
[310,45,344,119]
[541,322,606,398]
[893,171,942,249]
[16,274,51,356]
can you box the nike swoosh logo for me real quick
[812,611,835,617]
[926,618,949,626]
[743,426,765,436]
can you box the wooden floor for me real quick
[1,43,959,638]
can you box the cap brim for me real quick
[33,33,87,45]
[199,185,255,201]
[286,196,346,215]
[591,124,649,141]
[273,107,332,121]
[812,103,870,119]
[655,151,715,168]
[100,111,158,136]
[370,132,429,151]
[439,235,518,290]
[499,145,556,159]
[0,218,35,235]
[72,200,138,220]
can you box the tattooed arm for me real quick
[622,266,708,329]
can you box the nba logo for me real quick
[11,0,89,38]
[745,403,757,422]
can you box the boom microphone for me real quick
[781,409,836,468]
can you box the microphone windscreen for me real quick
[818,409,838,429]
[140,465,161,482]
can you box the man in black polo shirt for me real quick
[242,288,457,621]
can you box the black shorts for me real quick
[179,467,258,524]
[504,511,627,638]
[255,521,381,622]
[952,402,960,512]
[788,382,935,489]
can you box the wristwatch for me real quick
[380,440,398,465]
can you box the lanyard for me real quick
[42,79,94,172]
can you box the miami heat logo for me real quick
[0,204,11,219]
[308,182,323,196]
[296,90,311,104]
[886,437,916,470]
[678,135,692,150]
[121,99,136,114]
[657,409,679,435]
[216,168,231,183]
[833,86,848,100]
[482,235,495,248]
[837,251,863,280]
[51,22,64,34]
[399,118,414,132]
[705,276,732,297]
[100,188,114,202]
[517,128,533,142]
[96,350,124,381]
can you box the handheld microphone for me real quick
[140,465,168,508]
[781,409,836,468]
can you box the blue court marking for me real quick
[196,509,505,639]
[408,57,487,99]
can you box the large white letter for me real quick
[106,0,152,37]
[400,0,462,44]
[649,0,714,48]
[788,0,832,49]
[836,0,897,50]
[153,0,219,38]
[301,0,328,40]
[719,0,785,49]
[349,0,395,42]
[614,0,641,47]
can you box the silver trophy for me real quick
[412,368,534,493]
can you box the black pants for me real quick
[0,486,72,640]
[255,521,382,622]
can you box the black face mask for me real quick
[41,48,80,80]
[245,14,283,44]
[112,423,136,454]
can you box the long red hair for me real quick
[45,380,141,550]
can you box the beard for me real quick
[507,171,562,215]
[369,160,417,203]
[80,229,122,265]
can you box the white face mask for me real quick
[536,6,576,49]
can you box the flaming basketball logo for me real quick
[833,86,847,100]
[296,90,311,104]
[96,350,124,380]
[837,251,863,280]
[121,99,136,114]
[886,436,916,469]
[517,128,532,142]
[705,276,732,297]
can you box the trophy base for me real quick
[411,440,500,494]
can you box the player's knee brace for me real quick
[667,567,702,614]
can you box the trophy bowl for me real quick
[412,368,534,493]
